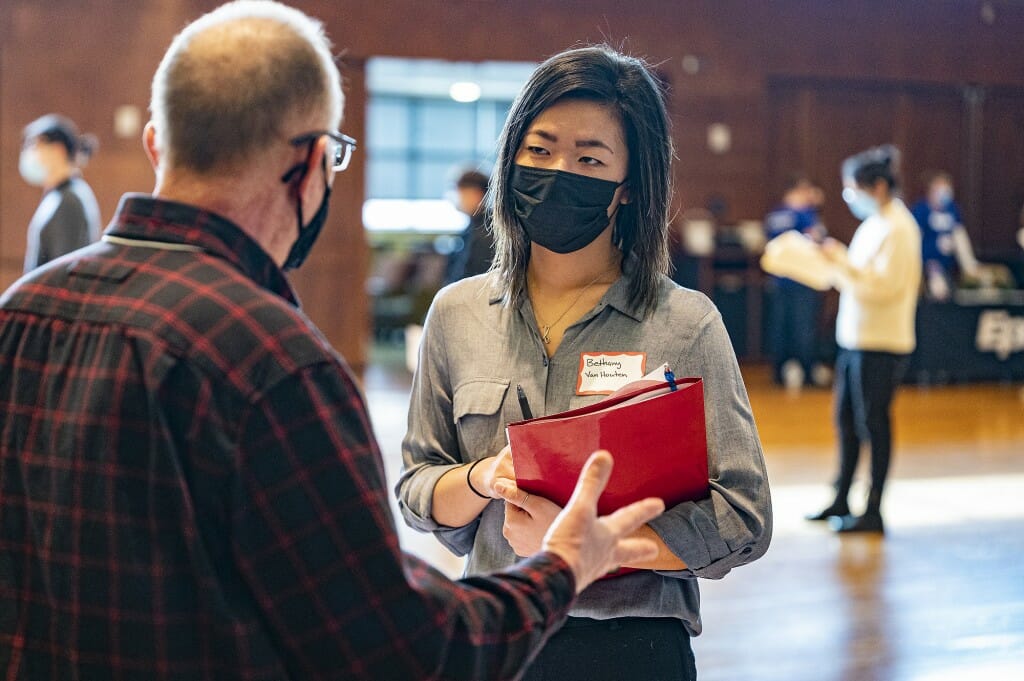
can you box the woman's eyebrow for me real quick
[525,129,558,142]
[575,139,614,153]
[525,129,614,153]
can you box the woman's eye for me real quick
[526,146,549,156]
[579,156,604,166]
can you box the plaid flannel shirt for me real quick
[0,195,574,680]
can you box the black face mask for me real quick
[281,157,332,271]
[510,164,624,254]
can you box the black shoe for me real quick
[805,503,850,521]
[830,512,884,534]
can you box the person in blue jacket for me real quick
[910,171,978,300]
[764,174,826,387]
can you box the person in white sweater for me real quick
[806,145,922,534]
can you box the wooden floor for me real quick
[363,346,1024,680]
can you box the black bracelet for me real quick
[465,459,490,499]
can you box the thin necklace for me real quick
[534,268,613,346]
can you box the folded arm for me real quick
[647,310,772,580]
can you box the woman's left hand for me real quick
[502,491,563,558]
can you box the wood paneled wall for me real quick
[3,0,1024,370]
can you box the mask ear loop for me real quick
[610,180,630,251]
[280,138,320,235]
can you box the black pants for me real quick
[522,616,696,681]
[768,282,822,382]
[833,349,909,511]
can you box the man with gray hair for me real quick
[0,2,662,680]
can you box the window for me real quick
[363,58,532,232]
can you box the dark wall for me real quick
[3,0,1024,368]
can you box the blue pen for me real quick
[663,365,678,391]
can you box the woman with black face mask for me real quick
[397,45,771,681]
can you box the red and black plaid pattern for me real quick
[0,195,574,680]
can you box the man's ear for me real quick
[296,135,329,204]
[142,122,160,171]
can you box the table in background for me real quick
[908,290,1024,384]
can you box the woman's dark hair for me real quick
[489,45,673,316]
[842,144,900,192]
[22,114,98,164]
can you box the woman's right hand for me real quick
[470,446,516,499]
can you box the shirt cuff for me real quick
[516,551,577,616]
[647,496,764,581]
[397,462,464,533]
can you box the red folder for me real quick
[507,377,709,517]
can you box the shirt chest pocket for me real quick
[452,379,511,458]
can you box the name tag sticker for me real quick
[576,352,647,395]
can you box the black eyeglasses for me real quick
[289,130,358,172]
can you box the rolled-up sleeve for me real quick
[647,309,772,580]
[395,296,481,556]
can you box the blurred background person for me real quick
[764,173,827,388]
[1018,200,1024,253]
[806,145,922,534]
[444,168,492,284]
[911,170,979,300]
[1015,199,1024,244]
[405,169,493,372]
[19,114,101,273]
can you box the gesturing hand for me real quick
[495,451,664,594]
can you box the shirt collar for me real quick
[105,193,298,306]
[601,255,645,322]
[493,253,646,323]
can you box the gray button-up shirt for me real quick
[396,267,771,636]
